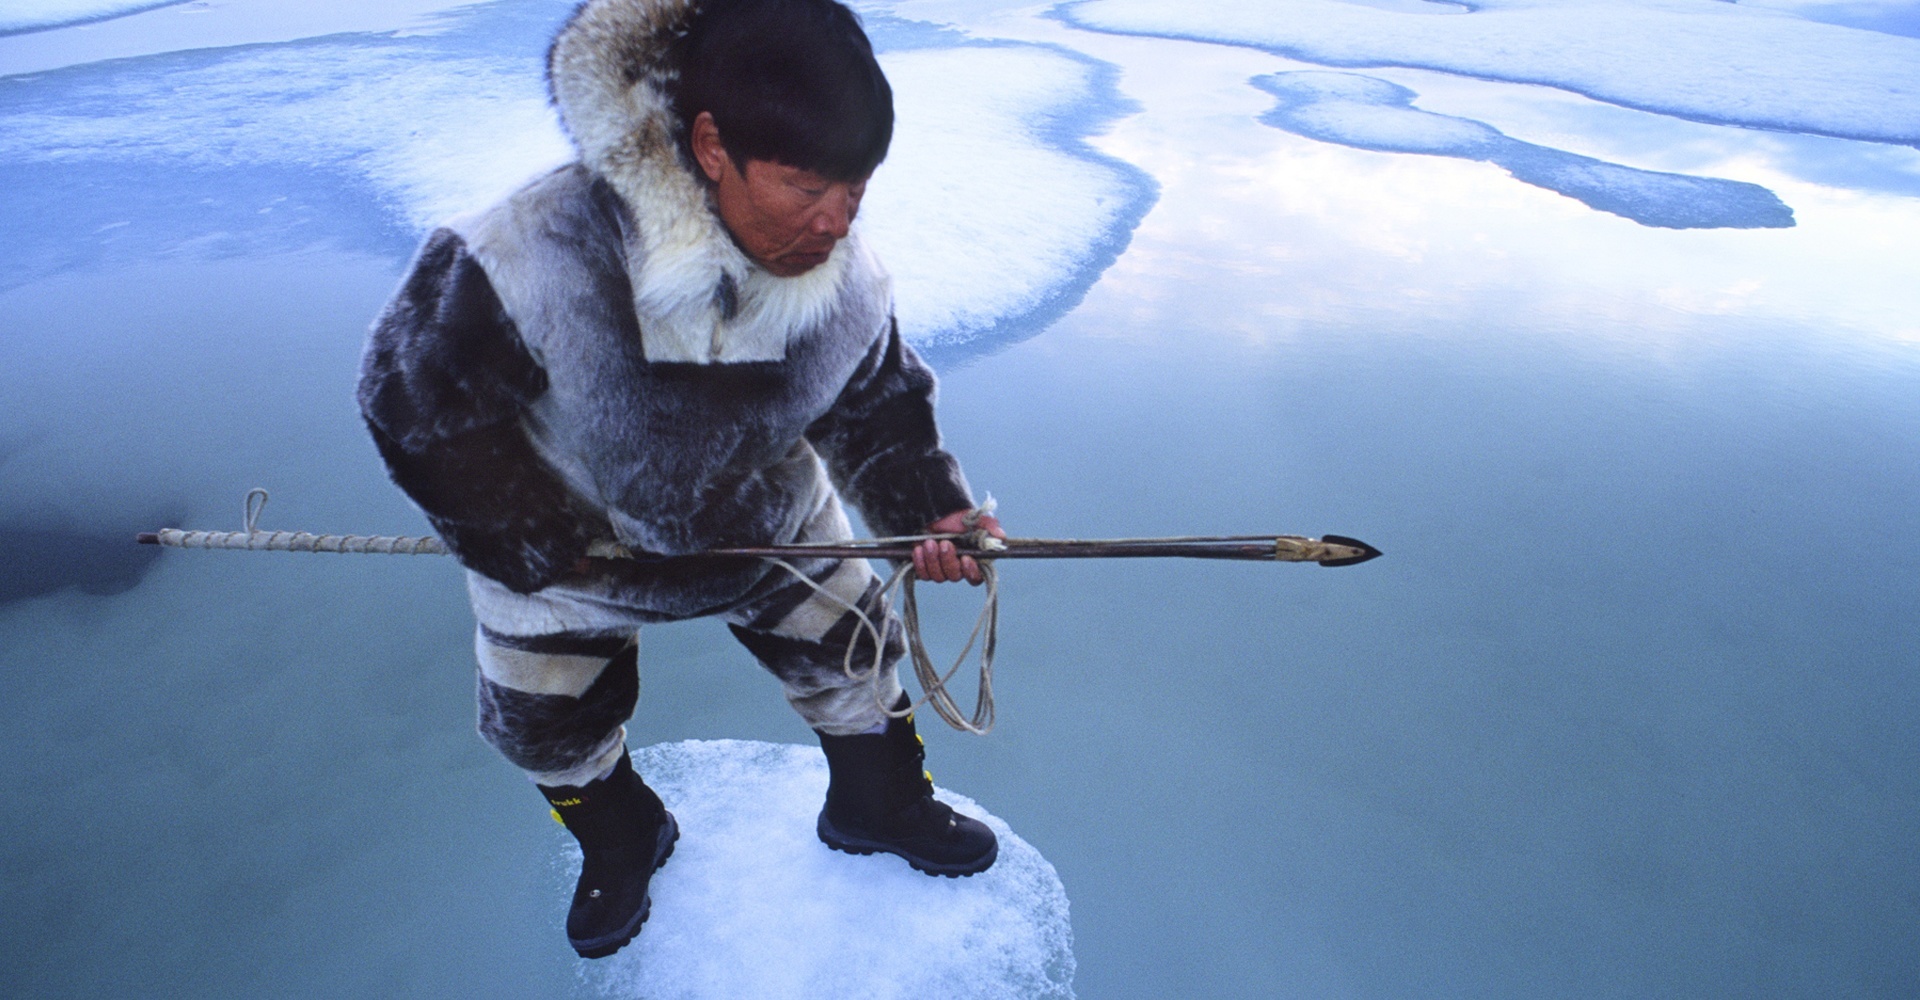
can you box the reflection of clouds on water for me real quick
[867,0,1917,346]
[1065,0,1920,145]
[1250,71,1794,230]
[899,4,1911,348]
[1088,86,1920,348]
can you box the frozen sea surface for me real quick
[3,0,1919,998]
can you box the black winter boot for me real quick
[538,750,679,959]
[815,700,998,877]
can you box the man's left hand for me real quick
[913,509,1005,585]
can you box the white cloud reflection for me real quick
[877,1,1920,352]
[1099,121,1920,352]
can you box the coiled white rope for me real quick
[764,498,1003,734]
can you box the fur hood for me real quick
[546,0,875,364]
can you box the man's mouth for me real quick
[760,240,838,277]
[780,247,833,269]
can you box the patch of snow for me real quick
[580,739,1074,1000]
[0,0,190,36]
[867,44,1147,344]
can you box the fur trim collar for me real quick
[547,0,866,364]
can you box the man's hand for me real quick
[913,509,1006,585]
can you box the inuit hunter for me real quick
[357,0,1002,959]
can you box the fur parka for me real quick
[357,0,972,598]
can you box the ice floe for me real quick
[578,739,1074,1000]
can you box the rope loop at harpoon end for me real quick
[759,536,1001,734]
[894,562,997,734]
[893,497,1000,733]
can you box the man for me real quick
[357,0,1000,960]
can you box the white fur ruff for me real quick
[547,0,869,364]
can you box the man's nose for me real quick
[809,187,855,239]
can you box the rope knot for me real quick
[959,495,1005,553]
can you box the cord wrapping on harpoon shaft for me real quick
[145,490,446,554]
[150,527,448,555]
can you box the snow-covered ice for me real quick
[867,43,1151,344]
[0,1,189,36]
[0,42,571,230]
[582,740,1073,1000]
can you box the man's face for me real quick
[690,112,868,278]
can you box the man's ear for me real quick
[690,111,731,184]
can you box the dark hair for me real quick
[672,0,892,182]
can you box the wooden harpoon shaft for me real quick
[139,530,1381,567]
[696,536,1378,565]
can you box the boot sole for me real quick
[815,811,997,877]
[571,811,680,959]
